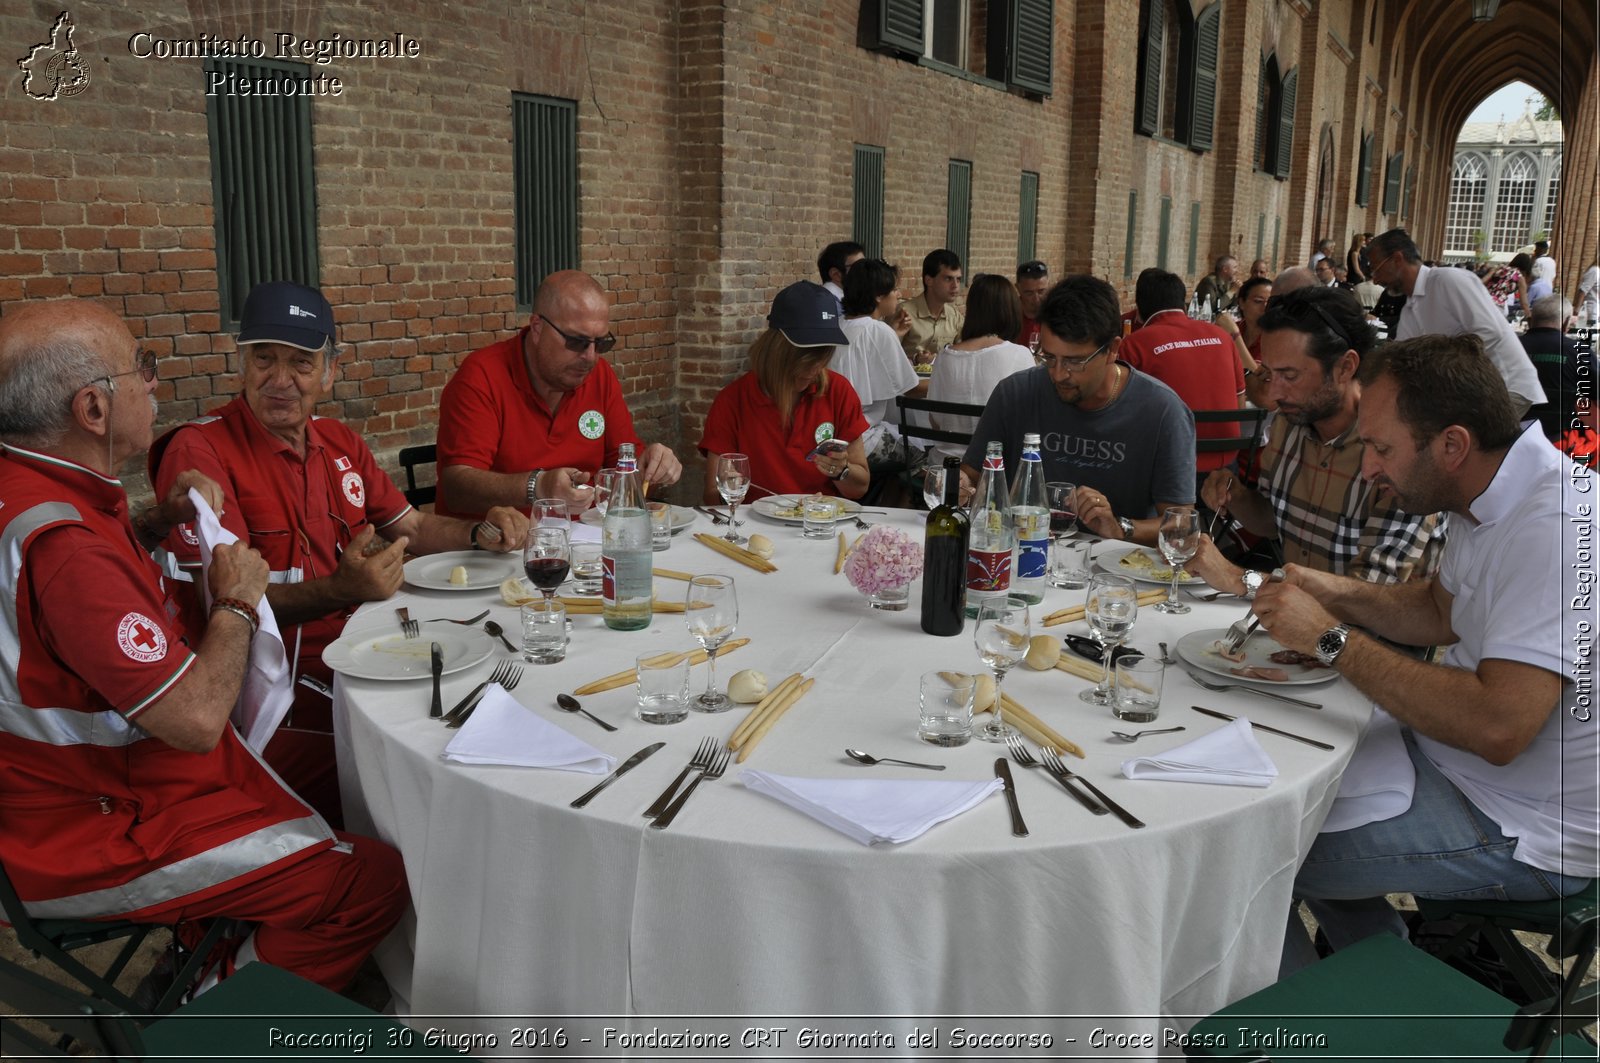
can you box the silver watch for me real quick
[525,469,543,506]
[1241,570,1267,599]
[1315,624,1351,666]
[1117,516,1136,540]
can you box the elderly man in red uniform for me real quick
[150,282,527,823]
[0,299,406,994]
[434,269,683,519]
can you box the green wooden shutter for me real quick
[1157,196,1172,270]
[871,0,926,56]
[1187,1,1221,151]
[1018,170,1040,263]
[1124,190,1139,278]
[1355,132,1373,206]
[1273,67,1298,179]
[1255,212,1265,260]
[1188,200,1202,275]
[204,57,320,324]
[1136,0,1165,137]
[1382,151,1403,214]
[853,144,886,260]
[947,159,972,268]
[513,94,578,310]
[1401,164,1416,221]
[1007,0,1054,96]
[1272,216,1281,270]
[1254,55,1270,170]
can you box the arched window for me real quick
[1445,154,1487,253]
[1254,54,1296,179]
[1493,153,1537,252]
[1136,0,1221,150]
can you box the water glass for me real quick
[1049,537,1090,589]
[647,501,672,552]
[1155,507,1201,615]
[685,573,738,712]
[922,466,946,510]
[1113,655,1164,722]
[635,653,690,724]
[532,498,569,530]
[919,671,974,746]
[1080,573,1139,706]
[716,453,752,545]
[520,600,568,665]
[973,596,1030,742]
[569,541,603,595]
[801,497,837,539]
[591,469,622,518]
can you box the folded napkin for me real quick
[187,489,294,752]
[739,770,1002,846]
[1120,717,1278,788]
[441,685,616,774]
[1320,706,1415,832]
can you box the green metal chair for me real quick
[1411,879,1599,1004]
[1184,907,1597,1061]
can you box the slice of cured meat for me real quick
[1230,665,1290,682]
[1212,639,1248,663]
[1268,648,1328,668]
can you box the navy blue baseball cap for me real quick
[768,280,849,348]
[237,281,336,352]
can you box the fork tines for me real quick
[642,738,715,818]
[397,607,419,639]
[441,661,523,726]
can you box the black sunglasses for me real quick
[539,314,616,355]
[1017,260,1048,279]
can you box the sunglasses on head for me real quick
[539,314,617,355]
[1017,260,1048,279]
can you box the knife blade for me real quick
[1190,705,1335,751]
[693,505,728,525]
[994,758,1029,837]
[428,642,444,718]
[570,742,665,808]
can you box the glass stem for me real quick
[1167,567,1179,608]
[705,647,717,697]
[992,669,1006,733]
[1098,643,1114,699]
[725,502,738,541]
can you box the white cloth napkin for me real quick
[1320,706,1415,832]
[441,684,615,774]
[187,489,294,752]
[739,770,1003,846]
[1120,717,1279,788]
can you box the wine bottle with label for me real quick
[1007,433,1049,605]
[601,443,653,631]
[965,441,1014,618]
[920,456,970,636]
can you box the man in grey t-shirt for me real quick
[961,275,1195,547]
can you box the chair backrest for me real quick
[1192,406,1269,457]
[397,443,438,508]
[1505,905,1598,1059]
[0,956,144,1060]
[895,395,987,451]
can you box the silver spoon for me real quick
[1158,641,1175,666]
[844,748,946,771]
[1111,726,1187,742]
[483,620,517,653]
[556,693,617,732]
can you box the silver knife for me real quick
[994,758,1029,837]
[693,505,728,525]
[428,642,444,718]
[1190,705,1335,751]
[570,743,665,808]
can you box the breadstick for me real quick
[653,567,696,581]
[571,638,751,696]
[736,677,815,762]
[693,532,777,573]
[833,532,848,574]
[728,673,802,749]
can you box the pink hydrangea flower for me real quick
[844,525,924,596]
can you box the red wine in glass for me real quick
[1050,508,1077,537]
[524,557,570,594]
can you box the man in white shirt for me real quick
[1254,334,1596,974]
[816,241,865,304]
[1581,262,1600,326]
[1367,228,1546,417]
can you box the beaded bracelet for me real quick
[210,596,260,636]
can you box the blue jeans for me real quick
[1281,730,1593,976]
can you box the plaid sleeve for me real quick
[1349,501,1446,585]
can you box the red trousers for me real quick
[264,680,342,828]
[139,831,406,993]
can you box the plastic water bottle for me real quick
[965,440,1014,617]
[602,443,653,631]
[1007,433,1049,605]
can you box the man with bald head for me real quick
[0,299,406,994]
[437,269,683,518]
[1273,266,1318,296]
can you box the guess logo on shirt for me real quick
[117,612,168,663]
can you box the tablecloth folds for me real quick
[441,685,616,773]
[1319,706,1415,832]
[1120,717,1278,787]
[739,769,1002,845]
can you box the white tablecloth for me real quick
[334,511,1371,1051]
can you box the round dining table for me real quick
[333,507,1373,1056]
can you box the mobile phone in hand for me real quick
[806,439,848,459]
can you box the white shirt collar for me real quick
[1465,426,1558,528]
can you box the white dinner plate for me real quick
[1095,545,1205,586]
[749,496,862,525]
[322,626,493,681]
[403,551,518,591]
[579,505,697,533]
[1175,628,1341,687]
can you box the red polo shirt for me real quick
[698,371,870,497]
[1118,309,1246,471]
[435,328,641,520]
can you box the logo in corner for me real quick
[18,12,91,102]
[117,612,167,663]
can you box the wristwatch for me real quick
[1241,569,1267,599]
[525,469,543,507]
[1117,516,1136,540]
[829,464,849,481]
[1315,624,1351,666]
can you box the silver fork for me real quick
[397,607,419,639]
[642,738,716,818]
[443,662,524,727]
[650,748,730,829]
[1185,669,1324,710]
[1221,568,1283,653]
[1040,746,1145,829]
[426,609,491,626]
[1005,734,1106,816]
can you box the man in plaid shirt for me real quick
[1190,286,1444,593]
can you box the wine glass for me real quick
[591,468,622,519]
[922,465,947,510]
[1046,481,1077,541]
[685,573,738,711]
[531,498,569,530]
[522,525,570,605]
[973,596,1031,742]
[1079,574,1138,706]
[716,453,751,545]
[1155,508,1202,614]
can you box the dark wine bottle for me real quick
[920,456,970,636]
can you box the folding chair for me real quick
[894,395,986,506]
[397,443,438,508]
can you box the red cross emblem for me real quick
[341,470,365,508]
[117,612,168,663]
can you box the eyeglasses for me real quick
[1037,342,1109,374]
[91,349,158,392]
[1017,261,1048,279]
[1306,301,1355,349]
[539,314,616,355]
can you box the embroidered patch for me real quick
[178,523,199,547]
[333,455,353,471]
[341,470,366,507]
[117,612,167,663]
[814,422,836,445]
[578,410,606,440]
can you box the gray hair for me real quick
[0,336,111,448]
[1530,293,1573,328]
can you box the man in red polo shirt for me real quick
[435,270,683,519]
[151,282,527,823]
[1118,268,1246,474]
[0,299,406,994]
